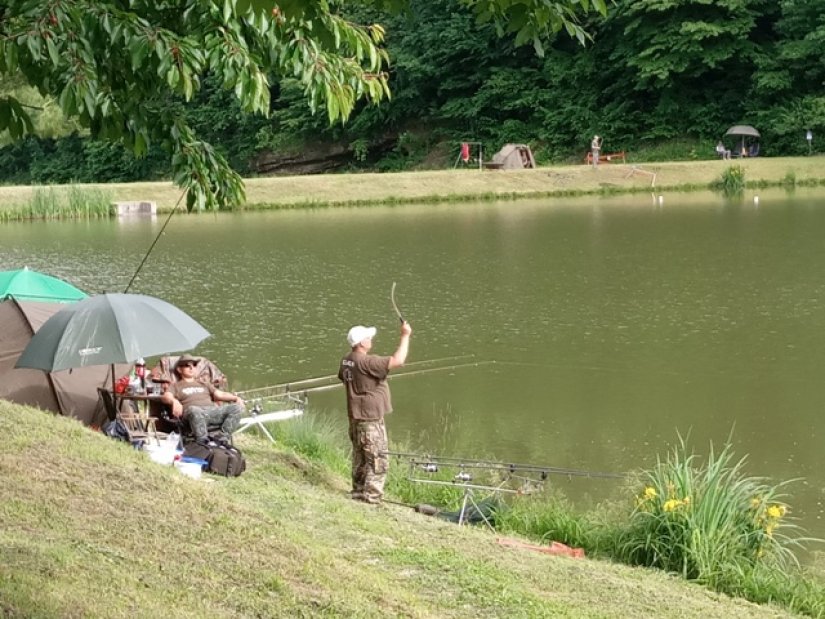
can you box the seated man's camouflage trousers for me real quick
[184,403,243,440]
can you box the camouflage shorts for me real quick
[349,419,388,502]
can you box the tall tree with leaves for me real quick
[600,0,775,137]
[0,0,605,210]
[751,0,825,150]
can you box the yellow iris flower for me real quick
[750,496,761,509]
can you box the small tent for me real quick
[0,298,122,427]
[491,144,536,169]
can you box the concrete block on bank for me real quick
[113,201,156,217]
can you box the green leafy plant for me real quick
[350,138,370,162]
[713,165,746,196]
[66,185,112,217]
[616,436,807,582]
[0,184,113,221]
[269,413,348,474]
[496,492,592,549]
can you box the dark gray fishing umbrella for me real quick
[725,125,761,154]
[15,293,210,373]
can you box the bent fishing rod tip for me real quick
[391,281,405,323]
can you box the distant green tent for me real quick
[0,267,87,303]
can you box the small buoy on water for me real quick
[754,195,760,205]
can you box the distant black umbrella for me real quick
[15,293,210,373]
[725,125,761,154]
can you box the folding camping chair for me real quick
[98,387,165,447]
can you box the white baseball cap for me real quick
[347,325,377,347]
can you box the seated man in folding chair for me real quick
[161,354,245,447]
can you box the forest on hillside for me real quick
[1,0,822,184]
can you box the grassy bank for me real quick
[1,157,824,219]
[2,400,823,618]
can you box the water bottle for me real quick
[135,359,146,394]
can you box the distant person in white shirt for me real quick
[591,135,603,167]
[716,141,731,160]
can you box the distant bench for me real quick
[583,151,627,165]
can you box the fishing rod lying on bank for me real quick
[386,451,628,481]
[386,451,627,528]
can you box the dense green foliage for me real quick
[339,0,825,165]
[234,0,825,167]
[0,0,400,208]
[0,0,603,207]
[1,0,822,189]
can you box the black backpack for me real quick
[208,444,246,477]
[183,439,246,477]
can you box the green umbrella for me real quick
[15,293,210,373]
[0,267,87,302]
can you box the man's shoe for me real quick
[210,432,232,447]
[351,492,365,501]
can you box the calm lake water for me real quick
[2,188,825,543]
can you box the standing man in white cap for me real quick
[338,321,412,504]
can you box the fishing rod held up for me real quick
[391,281,405,323]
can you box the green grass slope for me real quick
[0,401,797,618]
